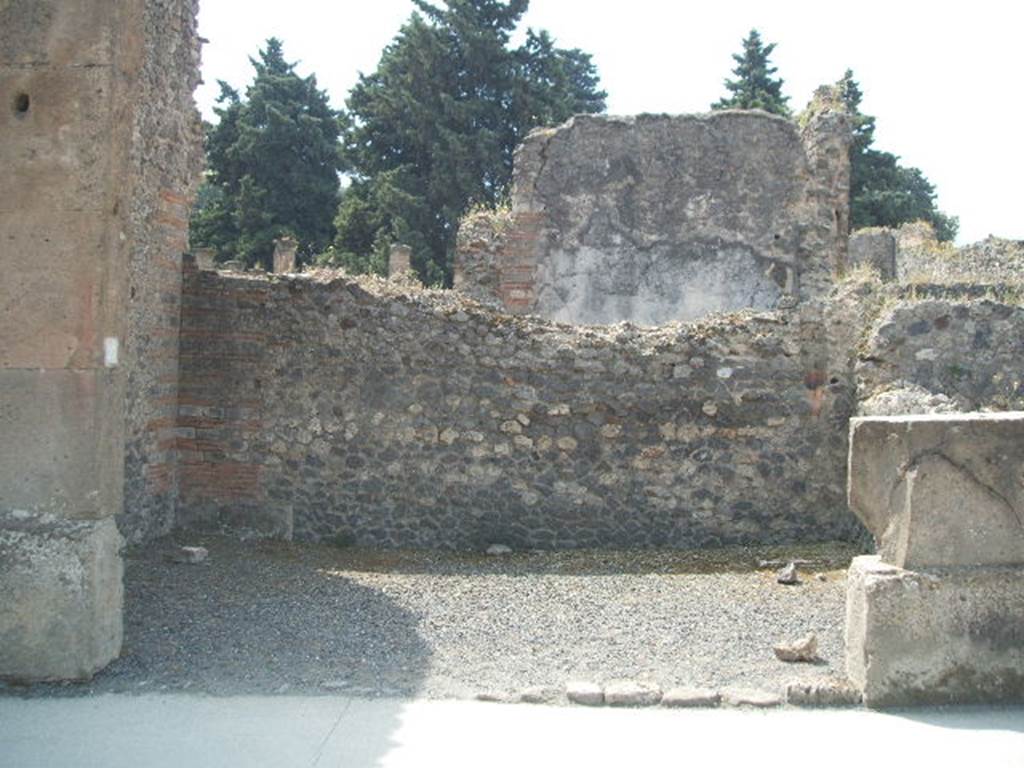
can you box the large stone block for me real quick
[0,64,115,214]
[846,555,1024,707]
[0,369,124,519]
[0,513,123,682]
[0,0,115,66]
[0,213,123,370]
[848,413,1024,569]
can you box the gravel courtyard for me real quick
[5,532,864,703]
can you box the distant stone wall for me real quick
[177,265,860,548]
[849,222,1024,286]
[857,297,1024,413]
[455,93,850,326]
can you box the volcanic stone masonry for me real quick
[176,262,858,548]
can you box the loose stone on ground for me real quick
[604,680,663,707]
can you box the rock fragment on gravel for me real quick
[168,546,208,564]
[785,679,862,707]
[486,544,512,556]
[776,562,800,584]
[774,632,819,663]
[721,688,782,708]
[604,680,662,707]
[565,681,604,706]
[519,685,561,704]
[661,687,721,708]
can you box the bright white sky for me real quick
[196,0,1023,244]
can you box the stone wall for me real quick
[121,0,203,543]
[849,222,1024,285]
[455,91,850,325]
[177,264,860,548]
[857,297,1024,413]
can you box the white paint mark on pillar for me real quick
[104,337,119,367]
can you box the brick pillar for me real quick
[273,236,298,274]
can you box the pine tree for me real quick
[331,0,606,285]
[190,39,342,269]
[838,70,958,241]
[713,29,790,116]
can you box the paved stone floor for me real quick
[1,694,1022,768]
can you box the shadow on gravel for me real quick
[5,532,433,702]
[2,533,435,768]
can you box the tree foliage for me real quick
[329,0,606,285]
[190,39,342,269]
[713,29,790,116]
[837,70,958,241]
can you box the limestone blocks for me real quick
[845,413,1024,706]
[848,413,1024,570]
[0,513,124,682]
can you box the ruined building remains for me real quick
[455,107,849,325]
[1,0,1021,708]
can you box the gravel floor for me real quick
[5,532,865,702]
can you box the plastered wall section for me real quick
[178,265,860,549]
[455,98,849,326]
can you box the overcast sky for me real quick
[195,0,1023,244]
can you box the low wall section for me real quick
[178,262,859,548]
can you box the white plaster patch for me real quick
[103,337,119,367]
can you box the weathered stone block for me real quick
[0,369,124,519]
[0,0,115,66]
[848,413,1024,569]
[845,555,1024,707]
[0,65,115,213]
[272,237,298,274]
[0,213,120,369]
[0,513,123,682]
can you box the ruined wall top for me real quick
[456,91,850,326]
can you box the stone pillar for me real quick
[845,413,1024,706]
[273,236,298,274]
[0,0,201,681]
[388,243,413,278]
[193,247,216,271]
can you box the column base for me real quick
[0,513,123,682]
[846,555,1024,707]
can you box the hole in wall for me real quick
[13,92,30,115]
